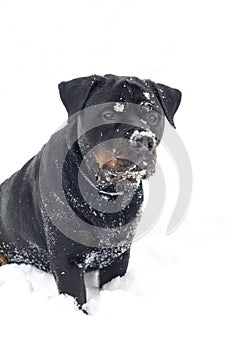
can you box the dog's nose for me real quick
[131,134,154,151]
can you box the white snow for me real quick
[113,102,125,112]
[129,129,156,146]
[143,92,151,100]
[0,0,232,349]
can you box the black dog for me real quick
[0,74,181,309]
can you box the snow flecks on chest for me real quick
[83,244,131,270]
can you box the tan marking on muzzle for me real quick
[0,253,8,266]
[95,151,116,168]
[102,159,133,172]
[96,145,157,170]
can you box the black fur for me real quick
[0,74,181,309]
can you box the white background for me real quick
[0,1,232,349]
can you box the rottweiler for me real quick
[0,74,181,310]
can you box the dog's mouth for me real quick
[95,129,157,189]
[97,157,155,187]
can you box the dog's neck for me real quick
[78,166,124,199]
[62,141,144,230]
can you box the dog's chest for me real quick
[78,245,130,271]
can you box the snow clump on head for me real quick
[114,103,125,112]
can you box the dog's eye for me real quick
[103,112,116,121]
[147,113,159,124]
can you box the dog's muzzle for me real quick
[97,130,157,186]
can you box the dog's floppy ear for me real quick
[58,75,99,116]
[146,81,182,128]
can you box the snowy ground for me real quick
[0,0,232,349]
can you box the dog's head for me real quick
[59,74,181,192]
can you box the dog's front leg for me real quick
[42,213,87,309]
[99,249,130,288]
[50,255,87,308]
